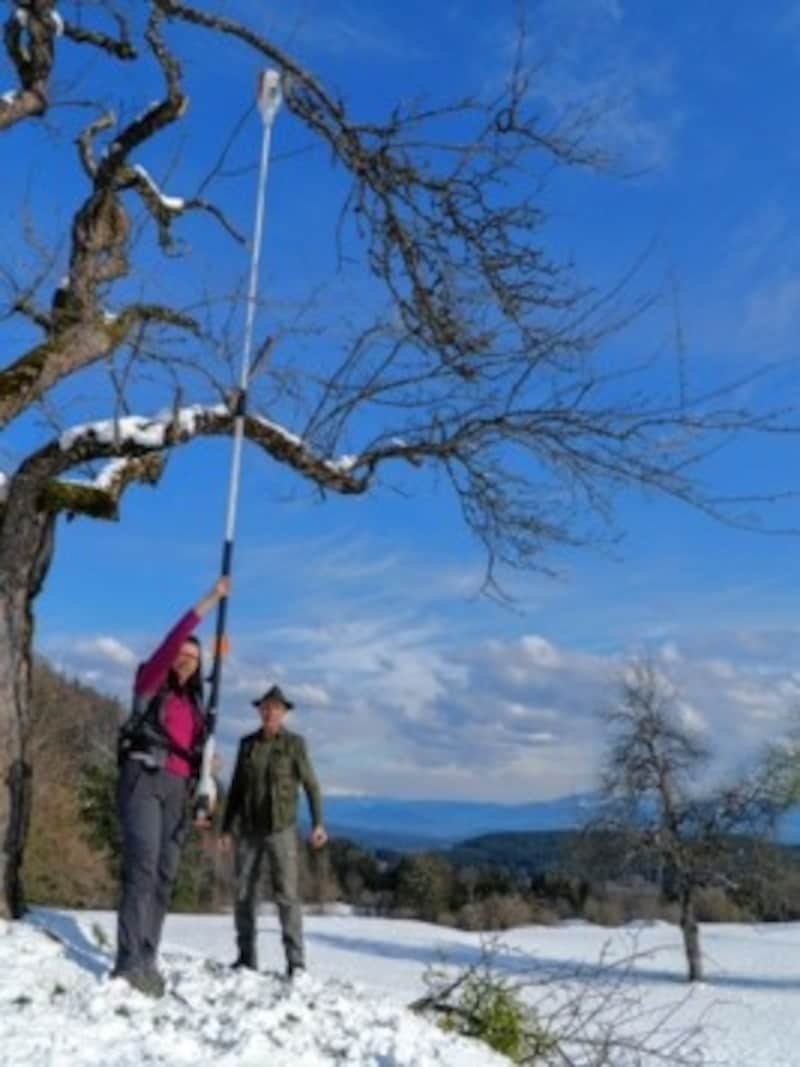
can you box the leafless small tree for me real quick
[412,936,705,1066]
[1,1,798,919]
[597,658,793,982]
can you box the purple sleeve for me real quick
[135,609,201,696]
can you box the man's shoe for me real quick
[113,968,164,998]
[231,955,257,971]
[141,968,166,997]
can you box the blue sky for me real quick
[4,0,800,803]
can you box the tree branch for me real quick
[13,403,366,522]
[0,0,58,130]
[61,11,136,61]
[1,1,135,132]
[0,304,202,431]
[38,453,165,519]
[118,163,246,247]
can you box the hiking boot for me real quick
[286,962,306,981]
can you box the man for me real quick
[220,684,327,977]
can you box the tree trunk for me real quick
[0,479,56,919]
[679,885,703,982]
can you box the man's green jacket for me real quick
[222,727,323,837]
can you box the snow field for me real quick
[3,909,800,1065]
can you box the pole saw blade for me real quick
[257,69,282,125]
[194,736,218,826]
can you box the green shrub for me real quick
[416,964,559,1063]
[582,893,626,926]
[693,886,749,922]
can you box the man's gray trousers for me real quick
[233,827,304,971]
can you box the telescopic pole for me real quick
[194,70,283,821]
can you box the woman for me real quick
[112,576,229,995]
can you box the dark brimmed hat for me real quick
[252,684,294,710]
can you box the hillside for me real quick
[444,827,800,874]
[446,829,581,873]
[23,659,122,907]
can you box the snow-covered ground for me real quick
[3,909,800,1065]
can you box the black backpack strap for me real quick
[118,680,170,765]
[119,680,205,771]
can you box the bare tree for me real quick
[597,658,792,982]
[0,1,798,918]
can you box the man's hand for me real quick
[309,825,328,850]
[218,832,233,853]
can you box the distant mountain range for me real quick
[322,792,601,850]
[321,792,800,851]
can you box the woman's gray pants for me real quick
[115,760,189,975]
[234,828,304,971]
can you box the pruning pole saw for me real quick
[194,70,283,824]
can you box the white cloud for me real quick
[727,199,789,276]
[692,197,800,360]
[290,682,332,708]
[39,540,800,803]
[75,636,137,668]
[706,658,737,680]
[250,0,429,62]
[291,13,429,61]
[520,634,561,668]
[676,700,707,734]
[659,641,682,663]
[325,785,370,797]
[504,702,559,723]
[517,0,682,170]
[743,273,800,347]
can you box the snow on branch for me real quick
[42,454,165,520]
[64,456,132,492]
[57,404,229,453]
[132,164,185,212]
[14,401,439,524]
[125,163,245,245]
[48,9,63,38]
[246,413,366,483]
[25,403,368,521]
